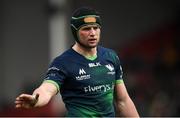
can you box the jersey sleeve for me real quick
[111,51,124,84]
[115,64,124,84]
[44,57,67,92]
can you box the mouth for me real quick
[88,38,97,42]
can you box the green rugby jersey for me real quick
[44,46,123,117]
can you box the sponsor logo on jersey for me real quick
[105,64,114,71]
[84,84,113,93]
[79,68,86,75]
[76,68,91,80]
[88,62,101,67]
[105,64,115,75]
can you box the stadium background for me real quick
[0,0,179,116]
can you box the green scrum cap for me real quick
[70,6,102,43]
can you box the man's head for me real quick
[70,6,102,47]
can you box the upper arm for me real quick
[114,82,139,117]
[44,58,67,91]
[114,82,130,102]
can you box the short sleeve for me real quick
[112,52,124,84]
[44,58,67,92]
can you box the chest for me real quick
[65,60,116,88]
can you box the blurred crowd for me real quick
[120,22,180,116]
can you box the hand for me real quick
[15,93,39,109]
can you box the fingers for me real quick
[15,102,23,108]
[15,94,27,108]
[15,99,25,108]
[15,93,38,109]
[18,94,34,101]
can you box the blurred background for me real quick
[0,0,180,116]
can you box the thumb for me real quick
[33,93,39,100]
[31,93,39,107]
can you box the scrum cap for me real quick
[70,7,102,42]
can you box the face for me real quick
[77,24,101,49]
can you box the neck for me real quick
[72,43,97,58]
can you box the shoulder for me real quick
[55,48,77,60]
[50,48,75,66]
[98,46,121,66]
[98,46,118,57]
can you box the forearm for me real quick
[32,87,52,107]
[15,82,58,109]
[115,97,139,117]
[33,81,59,108]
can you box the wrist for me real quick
[31,94,39,107]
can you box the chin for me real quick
[89,44,98,48]
[84,45,97,49]
[79,42,98,49]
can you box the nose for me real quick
[89,28,96,35]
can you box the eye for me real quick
[81,26,99,31]
[82,27,91,31]
[93,26,98,30]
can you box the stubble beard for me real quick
[78,40,99,49]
